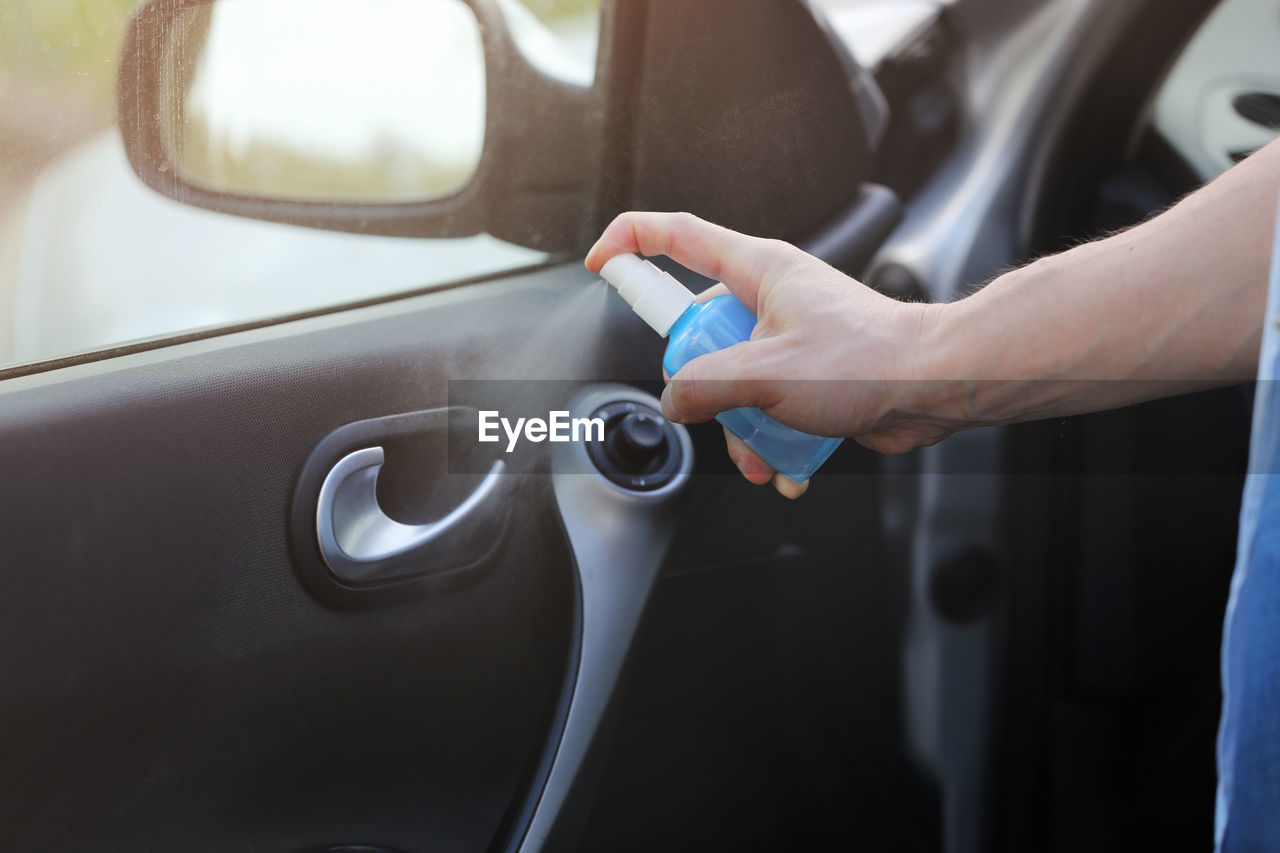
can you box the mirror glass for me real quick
[498,0,600,86]
[162,0,485,204]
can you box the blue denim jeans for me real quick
[1216,202,1280,851]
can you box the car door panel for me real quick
[1,246,947,850]
[0,265,652,851]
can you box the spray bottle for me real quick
[601,254,842,483]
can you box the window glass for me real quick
[0,0,600,369]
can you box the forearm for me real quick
[926,138,1280,426]
[589,153,1279,477]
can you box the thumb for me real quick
[660,341,778,424]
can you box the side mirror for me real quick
[118,0,887,254]
[118,0,597,252]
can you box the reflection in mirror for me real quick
[164,0,485,204]
[499,0,600,86]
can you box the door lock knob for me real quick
[611,412,666,468]
[586,401,682,491]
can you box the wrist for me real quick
[907,300,981,429]
[915,253,1083,428]
[910,274,1027,429]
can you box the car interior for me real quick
[1,0,1278,851]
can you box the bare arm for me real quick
[584,138,1280,495]
[934,137,1280,425]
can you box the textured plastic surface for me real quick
[663,295,842,482]
[0,270,582,851]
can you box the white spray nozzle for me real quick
[600,254,697,338]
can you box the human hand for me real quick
[585,211,967,495]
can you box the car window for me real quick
[1154,0,1280,181]
[0,0,601,369]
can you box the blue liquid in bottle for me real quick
[662,294,842,482]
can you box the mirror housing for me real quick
[118,0,886,253]
[119,0,598,252]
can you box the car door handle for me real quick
[316,446,507,583]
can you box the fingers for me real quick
[659,342,776,424]
[695,282,730,304]
[724,428,810,498]
[771,473,810,499]
[584,211,798,313]
[724,428,774,484]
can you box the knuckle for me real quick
[765,237,801,261]
[733,342,775,380]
